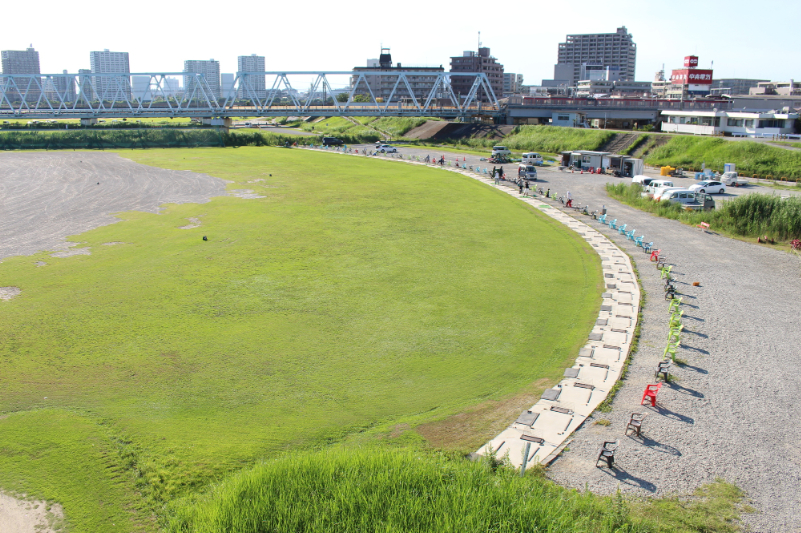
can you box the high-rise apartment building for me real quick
[90,49,131,100]
[1,46,41,102]
[237,54,266,99]
[554,27,636,86]
[50,70,76,102]
[184,59,221,100]
[449,47,503,103]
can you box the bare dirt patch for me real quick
[0,287,22,300]
[247,178,265,184]
[34,261,46,267]
[0,492,64,533]
[416,378,553,450]
[178,217,202,229]
[229,189,265,199]
[101,241,125,246]
[0,152,227,261]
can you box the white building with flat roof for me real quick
[661,109,798,137]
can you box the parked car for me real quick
[643,180,675,198]
[664,190,716,210]
[689,180,726,194]
[491,145,511,157]
[322,137,343,146]
[517,164,538,180]
[653,187,685,202]
[521,152,544,165]
[377,144,397,153]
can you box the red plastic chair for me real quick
[649,249,661,262]
[641,383,662,406]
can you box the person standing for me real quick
[518,179,524,195]
[499,166,504,180]
[566,191,573,207]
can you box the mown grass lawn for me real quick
[0,147,601,531]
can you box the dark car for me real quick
[322,137,343,146]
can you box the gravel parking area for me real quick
[0,152,227,260]
[517,167,801,533]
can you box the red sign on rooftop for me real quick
[684,56,699,68]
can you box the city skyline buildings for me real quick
[1,0,798,87]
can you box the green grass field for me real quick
[0,147,602,531]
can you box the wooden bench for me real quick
[697,222,710,231]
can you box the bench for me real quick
[697,222,710,231]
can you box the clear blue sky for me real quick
[3,0,798,85]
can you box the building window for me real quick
[727,118,744,127]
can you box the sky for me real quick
[3,0,799,86]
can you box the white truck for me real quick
[720,171,749,187]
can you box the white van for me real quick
[653,187,685,202]
[521,152,544,165]
[491,145,511,157]
[517,164,538,180]
[643,180,674,197]
[662,189,697,205]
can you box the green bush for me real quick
[607,183,801,240]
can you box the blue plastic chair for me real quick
[608,219,618,230]
[626,229,636,240]
[634,235,644,247]
[618,224,627,234]
[598,214,607,224]
[643,241,654,253]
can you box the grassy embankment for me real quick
[437,125,614,154]
[606,182,801,243]
[644,136,801,180]
[0,147,601,531]
[166,447,749,533]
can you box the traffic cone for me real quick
[581,169,584,174]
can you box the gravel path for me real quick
[0,152,228,260]
[524,168,801,533]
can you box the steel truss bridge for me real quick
[0,71,501,120]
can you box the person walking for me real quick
[546,188,550,198]
[518,178,524,195]
[499,166,504,180]
[566,191,573,208]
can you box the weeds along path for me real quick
[534,170,801,533]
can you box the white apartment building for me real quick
[184,59,221,100]
[90,49,131,100]
[661,109,798,137]
[237,54,266,99]
[502,73,524,96]
[132,75,152,101]
[221,73,236,100]
[554,27,636,86]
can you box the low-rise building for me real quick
[661,109,798,137]
[750,80,800,96]
[352,49,444,104]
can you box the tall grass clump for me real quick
[371,117,430,137]
[645,137,801,179]
[607,183,801,240]
[167,447,646,533]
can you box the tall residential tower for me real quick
[237,54,266,99]
[1,46,41,102]
[554,27,636,86]
[90,49,131,100]
[183,59,221,100]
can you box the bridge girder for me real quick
[0,71,501,120]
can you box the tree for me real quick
[336,92,349,103]
[353,94,371,103]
